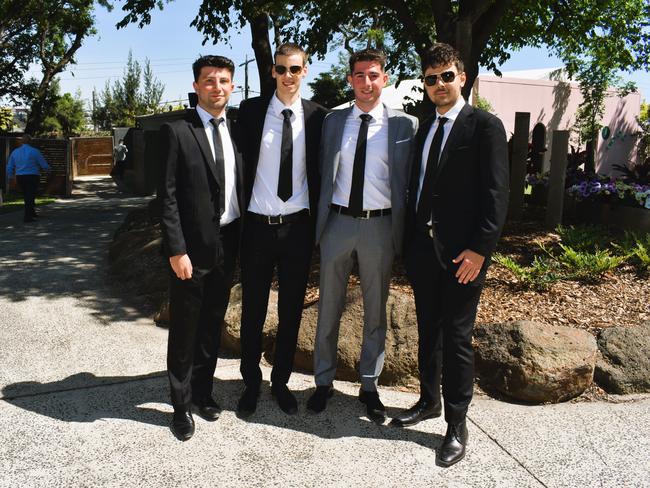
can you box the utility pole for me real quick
[238,55,255,100]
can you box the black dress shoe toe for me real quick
[437,421,469,467]
[171,409,195,441]
[193,396,221,421]
[306,385,333,413]
[390,398,442,427]
[271,385,298,415]
[236,387,259,418]
[359,389,387,424]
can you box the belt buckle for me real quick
[267,214,283,225]
[359,210,371,220]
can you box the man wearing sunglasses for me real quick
[236,43,327,417]
[308,49,417,424]
[393,43,509,466]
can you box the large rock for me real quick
[594,321,650,394]
[221,285,420,387]
[474,320,598,403]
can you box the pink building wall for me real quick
[473,75,641,174]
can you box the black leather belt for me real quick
[330,204,391,219]
[246,209,309,225]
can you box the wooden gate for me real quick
[71,137,114,176]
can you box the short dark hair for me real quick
[421,43,464,73]
[274,43,307,65]
[192,55,235,82]
[348,48,387,74]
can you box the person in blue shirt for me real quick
[6,134,50,222]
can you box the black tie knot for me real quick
[359,113,372,123]
[438,116,448,127]
[282,109,293,120]
[210,117,224,128]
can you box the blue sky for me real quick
[51,1,649,109]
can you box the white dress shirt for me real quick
[416,96,466,207]
[248,93,309,215]
[195,104,240,226]
[332,103,391,210]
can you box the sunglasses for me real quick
[424,71,457,86]
[274,65,303,75]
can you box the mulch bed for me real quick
[301,219,650,336]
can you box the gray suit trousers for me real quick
[314,211,394,391]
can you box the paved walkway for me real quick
[1,176,649,487]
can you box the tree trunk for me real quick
[248,13,275,99]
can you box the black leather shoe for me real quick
[437,421,469,467]
[306,385,333,413]
[192,396,221,421]
[171,408,195,441]
[358,389,387,424]
[236,387,259,418]
[271,384,298,415]
[390,398,442,427]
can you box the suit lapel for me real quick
[188,110,218,183]
[408,115,435,211]
[227,116,244,210]
[433,103,472,181]
[249,96,271,180]
[386,106,398,181]
[302,99,317,155]
[331,107,352,183]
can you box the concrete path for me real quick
[1,176,649,488]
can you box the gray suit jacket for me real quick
[315,105,418,255]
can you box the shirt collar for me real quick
[196,104,225,127]
[271,92,303,118]
[352,102,385,122]
[436,97,465,122]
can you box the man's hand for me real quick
[170,254,193,280]
[452,249,485,284]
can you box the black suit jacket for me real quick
[236,95,328,214]
[405,104,509,280]
[159,109,244,269]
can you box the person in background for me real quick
[112,139,128,179]
[6,134,50,223]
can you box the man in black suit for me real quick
[159,55,243,441]
[391,43,508,466]
[236,43,327,417]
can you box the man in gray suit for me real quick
[307,49,417,423]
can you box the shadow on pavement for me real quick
[0,177,156,323]
[2,372,443,449]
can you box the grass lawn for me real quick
[0,193,56,215]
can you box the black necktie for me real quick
[209,117,226,216]
[416,116,448,228]
[278,108,293,202]
[348,113,372,215]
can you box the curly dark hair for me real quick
[192,55,235,82]
[421,43,464,73]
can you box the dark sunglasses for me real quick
[274,65,303,75]
[424,71,456,86]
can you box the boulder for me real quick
[474,320,598,403]
[219,284,420,387]
[594,321,650,394]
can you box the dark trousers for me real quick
[167,220,239,408]
[16,174,40,222]
[405,231,483,424]
[239,212,314,389]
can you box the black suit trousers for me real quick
[239,214,314,388]
[405,231,483,424]
[16,174,40,221]
[167,220,239,408]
